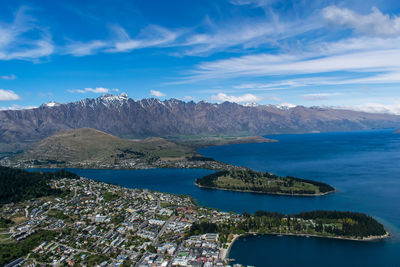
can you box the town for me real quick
[0,157,246,172]
[1,177,242,267]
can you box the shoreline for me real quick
[223,231,391,260]
[195,182,335,197]
[220,234,240,260]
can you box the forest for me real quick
[0,230,57,266]
[190,210,387,243]
[0,167,79,206]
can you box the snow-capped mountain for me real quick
[1,94,399,152]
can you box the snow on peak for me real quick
[99,93,129,101]
[243,102,259,107]
[42,101,61,108]
[96,93,130,107]
[276,103,297,110]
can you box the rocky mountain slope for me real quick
[1,93,399,152]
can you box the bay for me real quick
[198,129,400,266]
[31,129,400,266]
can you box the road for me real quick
[152,215,174,246]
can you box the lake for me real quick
[32,129,400,266]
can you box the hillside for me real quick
[1,94,400,152]
[10,128,196,168]
[0,167,78,205]
[196,170,335,196]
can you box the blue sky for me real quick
[1,0,400,114]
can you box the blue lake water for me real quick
[32,129,400,266]
[199,129,400,266]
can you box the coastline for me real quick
[195,182,335,197]
[222,231,391,260]
[220,234,240,260]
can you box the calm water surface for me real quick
[199,129,400,266]
[32,129,400,266]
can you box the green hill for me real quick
[12,128,195,167]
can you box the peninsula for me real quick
[196,169,335,196]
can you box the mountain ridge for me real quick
[1,94,399,153]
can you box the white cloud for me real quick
[323,6,400,37]
[300,93,341,101]
[150,90,166,97]
[0,104,36,110]
[342,100,400,115]
[68,87,119,94]
[0,74,16,80]
[0,7,54,61]
[0,89,20,101]
[211,93,262,103]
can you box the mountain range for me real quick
[1,93,399,153]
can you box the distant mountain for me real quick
[11,128,194,165]
[1,94,399,152]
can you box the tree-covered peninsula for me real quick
[196,169,335,196]
[190,210,388,244]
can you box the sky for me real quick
[1,0,400,114]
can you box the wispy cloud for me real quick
[229,0,276,7]
[62,24,181,57]
[185,41,400,87]
[64,40,108,57]
[211,93,262,103]
[0,89,20,101]
[300,93,341,101]
[175,6,400,90]
[0,7,54,61]
[109,25,180,52]
[180,15,319,56]
[68,87,119,94]
[150,90,166,97]
[63,6,318,58]
[0,74,16,80]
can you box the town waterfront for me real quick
[32,129,400,266]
